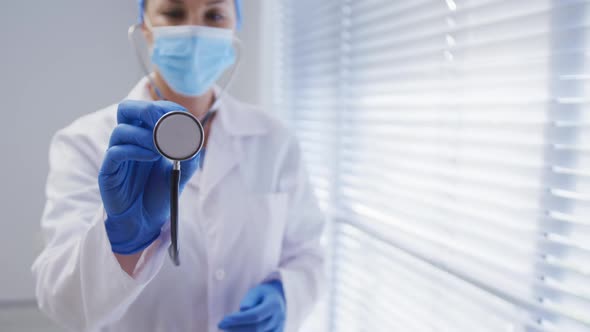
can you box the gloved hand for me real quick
[218,280,286,332]
[99,100,201,254]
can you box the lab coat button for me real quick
[215,269,225,281]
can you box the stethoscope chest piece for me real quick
[153,111,205,266]
[154,111,204,162]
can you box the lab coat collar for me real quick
[126,77,265,195]
[126,77,268,137]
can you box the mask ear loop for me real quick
[209,36,243,112]
[127,22,165,100]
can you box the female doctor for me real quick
[31,0,325,331]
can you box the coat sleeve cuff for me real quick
[277,260,325,332]
[76,209,170,327]
[132,220,172,281]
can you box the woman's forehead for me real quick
[150,0,232,7]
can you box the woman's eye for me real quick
[205,11,225,22]
[163,9,186,20]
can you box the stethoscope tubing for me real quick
[168,161,181,266]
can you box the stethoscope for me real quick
[153,111,205,266]
[127,23,241,266]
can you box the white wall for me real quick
[0,0,264,302]
[229,0,267,106]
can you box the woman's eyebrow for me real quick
[206,0,228,5]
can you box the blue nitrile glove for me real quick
[99,100,201,254]
[218,280,286,332]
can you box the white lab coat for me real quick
[31,78,326,332]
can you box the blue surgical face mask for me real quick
[150,25,237,96]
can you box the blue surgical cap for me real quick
[137,0,242,29]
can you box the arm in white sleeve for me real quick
[31,126,168,331]
[275,134,327,332]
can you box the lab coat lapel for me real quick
[199,120,239,200]
[126,78,268,199]
[198,93,268,199]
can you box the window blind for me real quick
[272,0,590,331]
